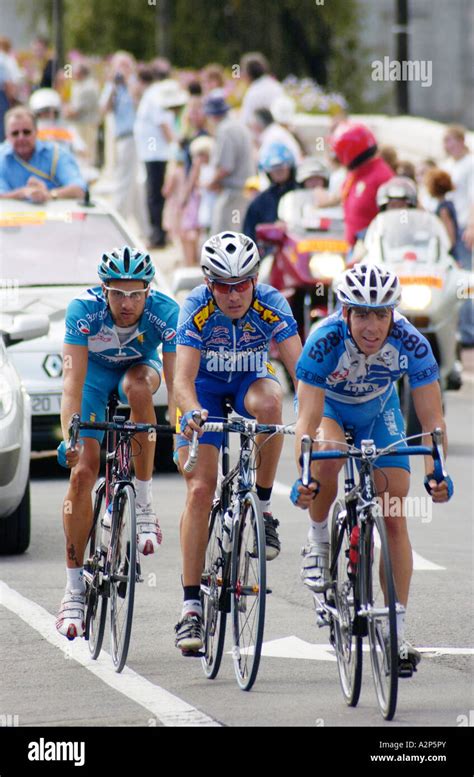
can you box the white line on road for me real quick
[244,636,474,661]
[0,580,220,727]
[273,480,446,571]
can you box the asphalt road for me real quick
[1,359,473,731]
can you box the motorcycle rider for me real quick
[329,122,394,246]
[295,157,330,190]
[243,142,297,242]
[376,176,418,211]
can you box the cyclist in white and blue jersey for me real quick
[291,263,453,675]
[173,231,302,653]
[55,246,178,640]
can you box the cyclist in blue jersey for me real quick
[291,263,453,676]
[173,231,302,653]
[55,246,178,640]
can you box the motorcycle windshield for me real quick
[278,190,344,232]
[366,210,451,264]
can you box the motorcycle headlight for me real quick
[0,375,14,419]
[309,252,346,280]
[401,285,432,310]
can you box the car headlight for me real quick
[401,285,432,310]
[309,252,346,280]
[0,375,14,419]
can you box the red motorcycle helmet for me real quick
[329,122,377,169]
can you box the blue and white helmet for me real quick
[258,142,295,172]
[98,246,155,283]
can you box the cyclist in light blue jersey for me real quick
[291,262,453,675]
[56,246,178,641]
[173,231,302,653]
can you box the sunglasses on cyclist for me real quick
[210,278,255,295]
[104,286,148,302]
[10,128,34,137]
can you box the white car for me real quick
[0,315,49,554]
[0,197,174,468]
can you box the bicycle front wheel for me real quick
[109,484,137,673]
[330,500,362,708]
[85,481,107,660]
[363,507,398,721]
[231,492,266,691]
[201,501,227,679]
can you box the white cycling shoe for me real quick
[56,588,85,640]
[301,541,331,592]
[136,504,163,556]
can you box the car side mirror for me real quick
[3,314,50,346]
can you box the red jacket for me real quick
[342,157,394,245]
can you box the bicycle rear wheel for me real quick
[363,507,398,720]
[330,500,362,708]
[85,481,107,659]
[109,484,136,673]
[201,501,227,679]
[231,492,266,691]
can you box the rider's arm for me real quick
[276,333,303,391]
[411,381,451,502]
[162,351,176,429]
[174,343,202,416]
[60,343,88,467]
[291,382,325,507]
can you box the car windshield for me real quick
[376,210,450,250]
[278,190,344,230]
[0,211,129,286]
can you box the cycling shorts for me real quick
[323,385,410,473]
[79,356,162,443]
[176,371,280,452]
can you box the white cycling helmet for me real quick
[29,88,62,114]
[376,176,418,211]
[201,231,260,280]
[336,263,402,308]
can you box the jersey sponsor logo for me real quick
[243,322,256,333]
[273,321,288,336]
[137,333,145,343]
[212,325,229,335]
[162,327,176,342]
[238,331,262,344]
[145,311,168,328]
[252,298,280,325]
[206,337,230,346]
[76,318,90,334]
[193,299,216,331]
[183,328,201,341]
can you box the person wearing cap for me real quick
[292,262,452,677]
[203,92,255,234]
[63,62,100,165]
[0,105,86,201]
[29,87,87,157]
[243,141,297,242]
[329,122,394,246]
[134,75,187,248]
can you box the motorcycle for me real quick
[255,189,348,345]
[363,208,472,434]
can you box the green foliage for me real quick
[17,0,372,110]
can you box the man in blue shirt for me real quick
[55,246,178,641]
[0,106,86,202]
[173,231,302,654]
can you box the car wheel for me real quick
[0,482,31,555]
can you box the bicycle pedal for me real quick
[181,649,205,658]
[398,659,416,679]
[266,588,272,594]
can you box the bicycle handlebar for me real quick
[299,427,450,486]
[67,414,176,449]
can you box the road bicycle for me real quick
[68,394,174,673]
[298,427,449,720]
[184,402,294,691]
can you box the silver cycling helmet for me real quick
[376,176,418,211]
[336,262,402,308]
[201,231,260,280]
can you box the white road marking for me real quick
[274,480,446,570]
[239,637,474,661]
[0,580,220,727]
